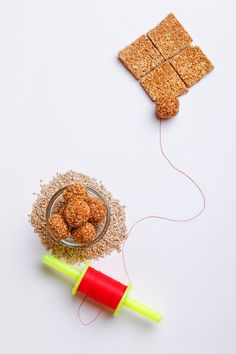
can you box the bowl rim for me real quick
[46,185,111,249]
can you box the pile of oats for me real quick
[30,171,127,264]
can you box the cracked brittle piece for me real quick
[140,62,188,101]
[147,13,192,60]
[170,45,214,87]
[118,35,164,80]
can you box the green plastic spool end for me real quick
[42,254,163,323]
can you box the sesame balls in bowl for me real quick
[46,184,110,249]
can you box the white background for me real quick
[0,0,235,353]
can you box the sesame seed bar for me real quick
[170,45,214,87]
[147,13,192,60]
[140,62,188,101]
[118,35,164,80]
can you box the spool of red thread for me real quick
[43,254,163,322]
[77,267,128,311]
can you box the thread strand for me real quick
[78,295,104,326]
[122,119,206,283]
[78,118,206,324]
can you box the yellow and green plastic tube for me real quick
[42,254,163,323]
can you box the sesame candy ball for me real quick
[72,222,96,243]
[58,205,66,219]
[87,197,107,224]
[47,213,69,240]
[64,198,90,227]
[64,183,88,202]
[155,95,179,119]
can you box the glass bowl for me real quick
[46,186,110,249]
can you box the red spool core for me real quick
[77,267,127,311]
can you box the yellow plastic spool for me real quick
[42,254,163,323]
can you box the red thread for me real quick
[77,267,127,310]
[78,119,206,324]
[122,119,206,283]
[77,295,104,326]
